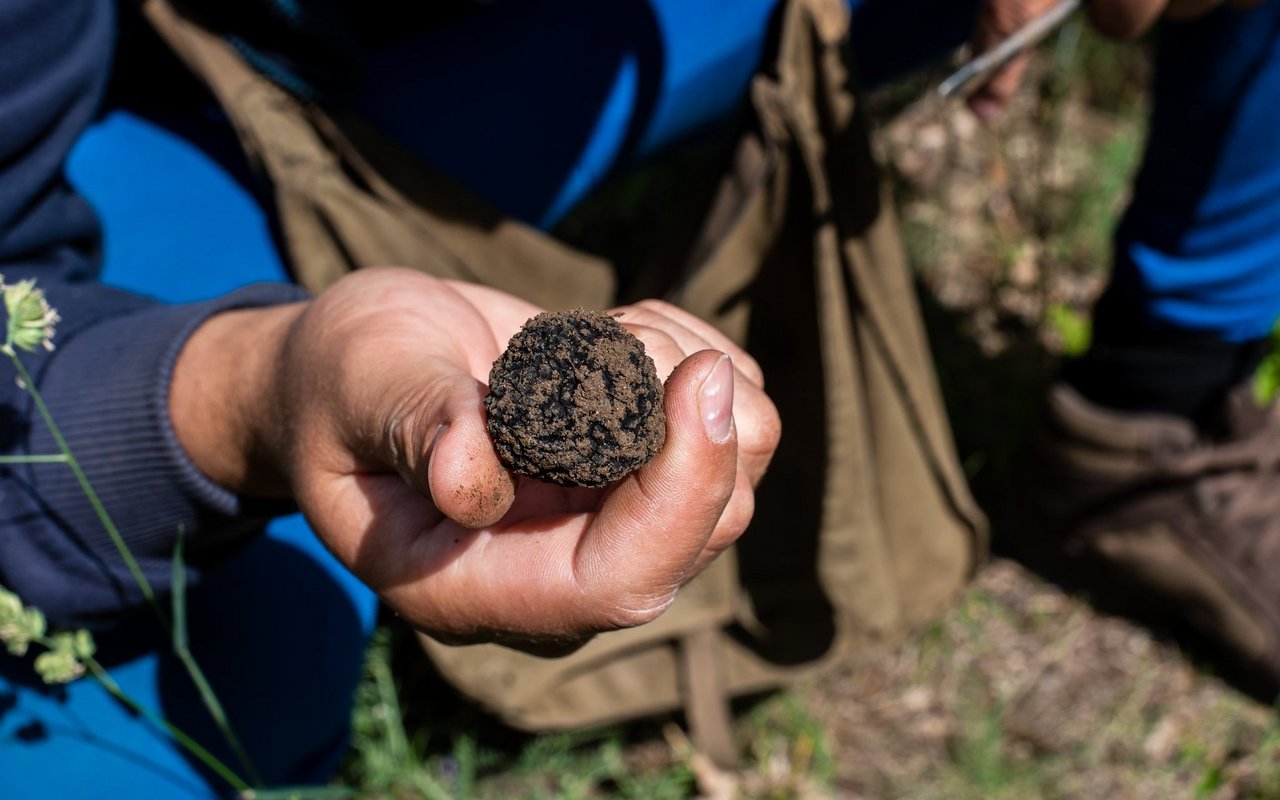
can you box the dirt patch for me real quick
[798,560,1280,800]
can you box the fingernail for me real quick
[699,355,734,444]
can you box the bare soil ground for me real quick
[800,557,1280,799]
[791,28,1280,800]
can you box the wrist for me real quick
[170,301,307,498]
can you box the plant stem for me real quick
[82,654,252,795]
[369,647,413,765]
[366,636,452,800]
[172,530,264,787]
[10,351,261,785]
[8,352,162,619]
[173,647,264,786]
[24,630,251,796]
[0,454,68,464]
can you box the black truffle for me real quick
[485,310,666,488]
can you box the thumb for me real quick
[572,350,739,626]
[390,372,517,530]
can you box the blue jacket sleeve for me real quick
[0,0,308,628]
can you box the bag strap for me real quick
[679,628,740,770]
[679,0,984,536]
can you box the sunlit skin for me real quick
[169,268,780,653]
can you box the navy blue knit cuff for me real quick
[16,282,308,625]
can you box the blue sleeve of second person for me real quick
[0,0,307,629]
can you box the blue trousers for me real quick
[1105,4,1280,340]
[3,1,1278,796]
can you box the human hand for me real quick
[968,0,1267,120]
[171,268,779,649]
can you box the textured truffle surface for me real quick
[485,310,666,488]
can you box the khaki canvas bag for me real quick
[143,0,987,766]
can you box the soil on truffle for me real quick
[485,310,666,488]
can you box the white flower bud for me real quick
[1,277,60,355]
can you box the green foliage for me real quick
[34,629,96,684]
[1051,132,1142,272]
[1255,357,1280,406]
[1045,303,1091,357]
[1071,27,1151,114]
[743,692,836,793]
[1253,322,1280,406]
[1,276,60,354]
[608,755,697,800]
[242,788,356,800]
[1194,762,1226,798]
[346,627,458,799]
[0,583,97,684]
[1244,714,1280,799]
[0,584,47,657]
[343,623,847,798]
[951,707,1013,792]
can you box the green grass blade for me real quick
[171,531,263,787]
[0,454,69,464]
[172,526,188,653]
[8,299,262,792]
[8,352,163,619]
[82,655,250,795]
[241,787,356,800]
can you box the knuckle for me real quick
[739,409,781,488]
[762,398,782,442]
[722,483,755,540]
[601,588,680,629]
[692,463,738,517]
[634,298,680,318]
[704,476,754,554]
[735,353,767,388]
[741,398,783,458]
[618,304,664,329]
[625,322,675,351]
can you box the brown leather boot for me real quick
[1016,381,1280,691]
